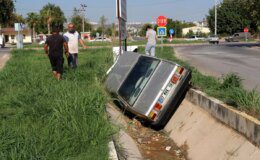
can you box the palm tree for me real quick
[40,4,56,34]
[26,12,39,42]
[40,3,66,34]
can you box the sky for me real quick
[15,0,218,23]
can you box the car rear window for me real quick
[118,56,160,106]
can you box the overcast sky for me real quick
[15,0,219,23]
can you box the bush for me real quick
[221,73,243,89]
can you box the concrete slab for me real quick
[165,99,260,160]
[106,103,143,160]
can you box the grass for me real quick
[0,48,115,159]
[139,46,260,118]
[23,38,207,49]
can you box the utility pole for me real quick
[214,0,217,36]
[80,4,87,33]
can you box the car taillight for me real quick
[171,67,184,84]
[149,110,157,120]
[171,74,179,84]
[149,102,164,121]
[154,103,162,111]
[178,67,184,75]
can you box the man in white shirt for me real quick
[64,23,87,68]
[145,26,157,57]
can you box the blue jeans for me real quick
[145,44,156,57]
[68,53,78,69]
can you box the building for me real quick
[182,20,211,36]
[182,26,211,36]
[1,28,32,44]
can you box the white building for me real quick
[182,26,211,35]
[182,20,211,36]
[1,28,32,44]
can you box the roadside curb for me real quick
[186,88,260,147]
[109,141,119,160]
[106,103,143,160]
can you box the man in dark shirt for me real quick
[44,26,68,80]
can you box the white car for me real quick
[0,34,5,48]
[185,36,205,41]
[207,35,219,44]
[89,37,112,42]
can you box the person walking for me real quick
[145,26,157,57]
[64,23,87,69]
[44,26,68,80]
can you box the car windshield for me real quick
[118,56,160,106]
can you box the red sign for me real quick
[244,27,249,33]
[157,16,167,27]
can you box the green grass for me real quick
[23,43,44,49]
[139,46,260,118]
[0,48,115,159]
[24,38,207,49]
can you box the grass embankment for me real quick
[139,47,260,118]
[0,48,115,159]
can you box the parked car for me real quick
[105,52,192,129]
[89,37,112,42]
[225,32,252,42]
[185,35,205,41]
[207,35,219,44]
[0,34,5,48]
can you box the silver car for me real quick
[105,52,191,129]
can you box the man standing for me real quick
[64,23,87,69]
[44,26,68,80]
[145,26,157,57]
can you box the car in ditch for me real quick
[105,52,192,129]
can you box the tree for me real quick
[6,13,26,27]
[39,3,66,34]
[71,8,92,33]
[105,27,112,37]
[166,19,188,38]
[99,15,107,38]
[207,0,259,35]
[111,23,116,40]
[153,19,195,38]
[26,12,40,42]
[185,30,194,38]
[0,0,15,27]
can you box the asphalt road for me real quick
[175,42,260,91]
